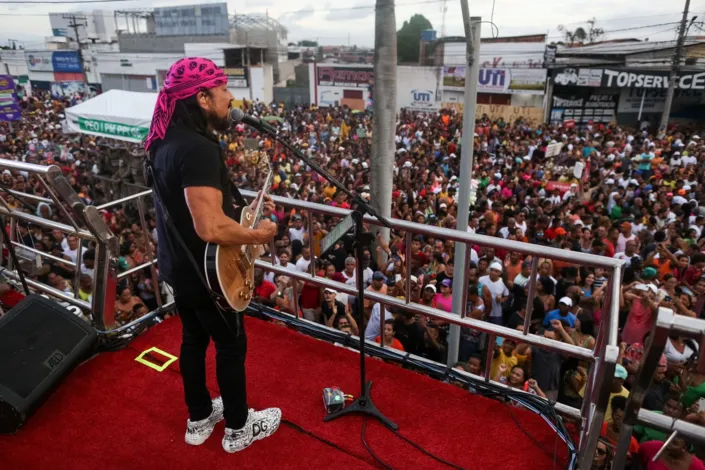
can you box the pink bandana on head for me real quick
[144,57,227,151]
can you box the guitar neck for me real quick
[251,170,274,227]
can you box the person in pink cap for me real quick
[145,57,280,453]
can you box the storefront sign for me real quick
[224,67,249,88]
[554,67,705,90]
[78,117,148,141]
[51,51,82,73]
[26,51,82,73]
[0,75,22,121]
[317,65,374,88]
[617,88,705,113]
[443,67,546,94]
[550,91,617,124]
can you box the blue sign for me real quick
[0,75,22,122]
[51,51,82,73]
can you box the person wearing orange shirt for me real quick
[375,319,405,351]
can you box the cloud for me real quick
[279,5,316,23]
[324,3,374,22]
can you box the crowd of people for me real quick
[1,89,705,468]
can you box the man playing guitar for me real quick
[144,57,280,453]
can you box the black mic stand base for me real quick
[323,380,398,431]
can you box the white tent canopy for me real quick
[64,90,157,143]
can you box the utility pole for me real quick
[659,0,691,131]
[447,4,482,367]
[63,14,89,85]
[370,0,396,247]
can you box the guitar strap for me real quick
[143,154,241,336]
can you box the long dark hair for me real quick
[170,92,217,144]
[149,90,217,158]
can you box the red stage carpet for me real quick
[0,316,570,469]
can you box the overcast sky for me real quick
[0,0,697,51]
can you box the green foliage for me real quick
[298,40,319,47]
[397,14,433,63]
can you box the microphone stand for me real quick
[256,125,398,431]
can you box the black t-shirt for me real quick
[321,300,346,324]
[152,125,238,295]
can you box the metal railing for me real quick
[612,308,705,469]
[0,164,627,467]
[238,189,624,468]
[0,160,168,329]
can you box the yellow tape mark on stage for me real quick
[135,347,178,372]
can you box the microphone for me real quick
[229,108,277,135]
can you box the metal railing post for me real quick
[522,256,540,336]
[137,197,162,307]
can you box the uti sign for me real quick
[478,69,506,92]
[408,89,436,109]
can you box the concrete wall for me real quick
[96,52,181,77]
[248,65,273,103]
[118,33,228,53]
[276,59,300,85]
[0,50,29,76]
[273,87,310,107]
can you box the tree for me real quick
[396,14,432,63]
[586,18,605,44]
[557,18,604,46]
[298,40,318,47]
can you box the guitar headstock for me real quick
[246,150,272,172]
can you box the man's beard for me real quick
[206,109,230,132]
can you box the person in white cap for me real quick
[478,262,509,325]
[542,296,576,328]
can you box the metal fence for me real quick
[3,160,697,468]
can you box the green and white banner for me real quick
[65,90,157,144]
[77,117,148,142]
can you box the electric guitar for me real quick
[204,154,273,312]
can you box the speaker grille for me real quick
[0,298,90,399]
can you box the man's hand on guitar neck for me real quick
[251,191,275,213]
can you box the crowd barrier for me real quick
[1,160,699,468]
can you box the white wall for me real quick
[0,50,29,76]
[250,66,266,102]
[183,43,227,66]
[262,64,273,103]
[444,41,546,69]
[96,52,180,77]
[27,71,55,84]
[510,94,543,107]
[397,65,440,112]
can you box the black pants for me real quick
[176,292,248,429]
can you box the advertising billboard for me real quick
[0,75,22,121]
[315,65,374,110]
[554,67,705,90]
[153,3,229,36]
[26,51,82,73]
[224,67,249,88]
[442,67,546,95]
[397,66,440,111]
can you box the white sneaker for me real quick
[222,407,282,453]
[185,396,224,446]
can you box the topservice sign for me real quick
[26,51,82,73]
[554,67,705,90]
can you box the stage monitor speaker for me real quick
[0,294,98,434]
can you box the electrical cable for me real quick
[362,416,395,470]
[390,427,467,469]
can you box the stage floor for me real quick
[0,316,570,469]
